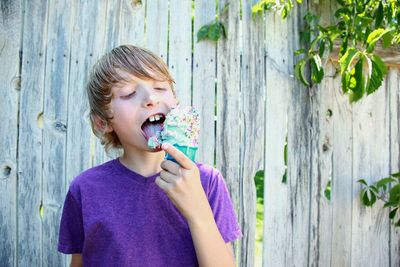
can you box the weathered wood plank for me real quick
[192,0,216,166]
[168,0,192,105]
[118,0,145,47]
[330,62,353,267]
[351,75,390,267]
[41,0,74,265]
[18,0,48,265]
[145,0,168,61]
[64,1,108,264]
[309,63,335,267]
[388,68,400,267]
[285,3,313,266]
[263,10,291,267]
[66,0,108,215]
[0,0,22,266]
[216,0,242,262]
[66,19,109,267]
[308,2,334,266]
[325,2,354,265]
[91,0,122,165]
[240,0,265,266]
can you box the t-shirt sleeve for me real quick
[57,188,84,254]
[207,169,243,243]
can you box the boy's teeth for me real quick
[148,115,162,122]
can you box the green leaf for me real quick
[341,72,351,94]
[361,187,377,206]
[319,39,326,57]
[254,170,265,204]
[324,180,331,201]
[339,35,348,58]
[197,25,210,42]
[284,139,288,165]
[389,208,398,219]
[220,22,227,38]
[366,28,393,53]
[310,35,322,50]
[251,2,262,14]
[370,185,379,194]
[348,57,365,103]
[358,179,368,186]
[281,5,288,19]
[334,7,350,19]
[282,136,287,180]
[376,177,396,191]
[295,58,310,87]
[384,201,398,208]
[360,188,367,203]
[208,23,221,41]
[374,2,383,28]
[310,54,324,83]
[391,172,400,179]
[382,32,394,48]
[294,49,306,56]
[282,170,287,184]
[366,55,387,95]
[339,48,360,75]
[336,0,346,7]
[388,184,400,204]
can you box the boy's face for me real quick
[108,70,178,152]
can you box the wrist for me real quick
[187,207,215,229]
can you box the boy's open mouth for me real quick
[141,113,166,141]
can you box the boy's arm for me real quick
[156,144,237,266]
[70,253,83,267]
[187,211,236,267]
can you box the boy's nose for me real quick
[144,94,159,107]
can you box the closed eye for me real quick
[121,91,136,99]
[154,87,167,91]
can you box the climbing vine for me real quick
[197,1,400,227]
[358,173,400,227]
[196,3,229,42]
[198,0,400,102]
[253,0,400,102]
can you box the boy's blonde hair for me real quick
[86,45,176,151]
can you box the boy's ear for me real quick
[92,114,113,133]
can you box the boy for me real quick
[58,45,242,266]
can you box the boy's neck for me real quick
[119,149,165,178]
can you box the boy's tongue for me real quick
[142,121,163,140]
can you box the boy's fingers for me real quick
[161,143,193,169]
[160,159,181,176]
[159,170,177,183]
[155,176,172,191]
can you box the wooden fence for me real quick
[0,0,399,266]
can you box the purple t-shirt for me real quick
[58,158,242,266]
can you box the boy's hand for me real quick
[155,143,212,224]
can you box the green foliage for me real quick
[358,172,400,227]
[197,22,227,42]
[254,170,264,246]
[253,0,400,103]
[324,180,331,201]
[282,135,288,183]
[254,170,265,205]
[196,2,229,42]
[252,0,302,19]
